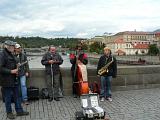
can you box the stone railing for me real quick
[1,65,160,98]
[26,65,160,95]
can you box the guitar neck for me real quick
[17,61,28,67]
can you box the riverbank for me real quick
[27,52,160,68]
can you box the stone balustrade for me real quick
[26,65,160,95]
[1,65,160,98]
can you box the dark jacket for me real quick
[70,52,88,72]
[15,52,29,76]
[97,54,117,77]
[70,51,88,83]
[41,52,63,75]
[0,48,17,87]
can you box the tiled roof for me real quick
[115,31,154,35]
[155,32,160,37]
[114,37,124,43]
[115,49,126,53]
[132,43,149,49]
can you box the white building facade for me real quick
[102,31,158,55]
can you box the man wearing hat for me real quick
[15,43,30,105]
[97,47,117,102]
[0,40,29,119]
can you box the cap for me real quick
[4,40,15,46]
[15,43,21,48]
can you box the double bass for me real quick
[76,60,89,96]
[70,52,89,96]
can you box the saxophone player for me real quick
[97,47,117,102]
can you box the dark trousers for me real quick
[3,86,23,113]
[71,70,78,96]
[46,73,60,98]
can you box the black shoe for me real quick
[58,95,64,98]
[54,97,60,101]
[16,111,29,116]
[48,97,53,102]
[7,112,16,119]
[73,95,78,98]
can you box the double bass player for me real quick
[69,43,88,98]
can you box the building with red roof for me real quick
[104,31,158,55]
[88,30,159,55]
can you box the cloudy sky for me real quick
[0,0,160,38]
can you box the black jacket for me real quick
[15,52,29,76]
[70,52,88,83]
[97,54,117,77]
[70,52,88,72]
[0,48,17,87]
[41,52,63,75]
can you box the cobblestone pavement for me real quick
[1,88,160,120]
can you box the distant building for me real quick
[155,32,160,48]
[89,31,159,55]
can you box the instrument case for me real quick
[27,86,39,100]
[78,93,105,119]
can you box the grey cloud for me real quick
[0,0,160,38]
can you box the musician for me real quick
[14,43,30,105]
[69,44,88,98]
[0,40,29,119]
[41,46,63,102]
[97,47,117,102]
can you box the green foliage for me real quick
[148,44,159,55]
[81,42,88,50]
[0,36,82,48]
[89,41,105,54]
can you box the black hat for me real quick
[4,40,15,46]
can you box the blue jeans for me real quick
[20,75,28,101]
[3,86,23,113]
[100,76,112,98]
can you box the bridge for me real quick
[24,65,160,95]
[0,66,160,119]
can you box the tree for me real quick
[148,44,159,55]
[81,42,88,50]
[0,36,81,48]
[89,41,105,54]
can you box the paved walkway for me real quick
[0,88,160,120]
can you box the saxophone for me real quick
[98,57,113,76]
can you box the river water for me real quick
[28,55,96,69]
[28,54,160,69]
